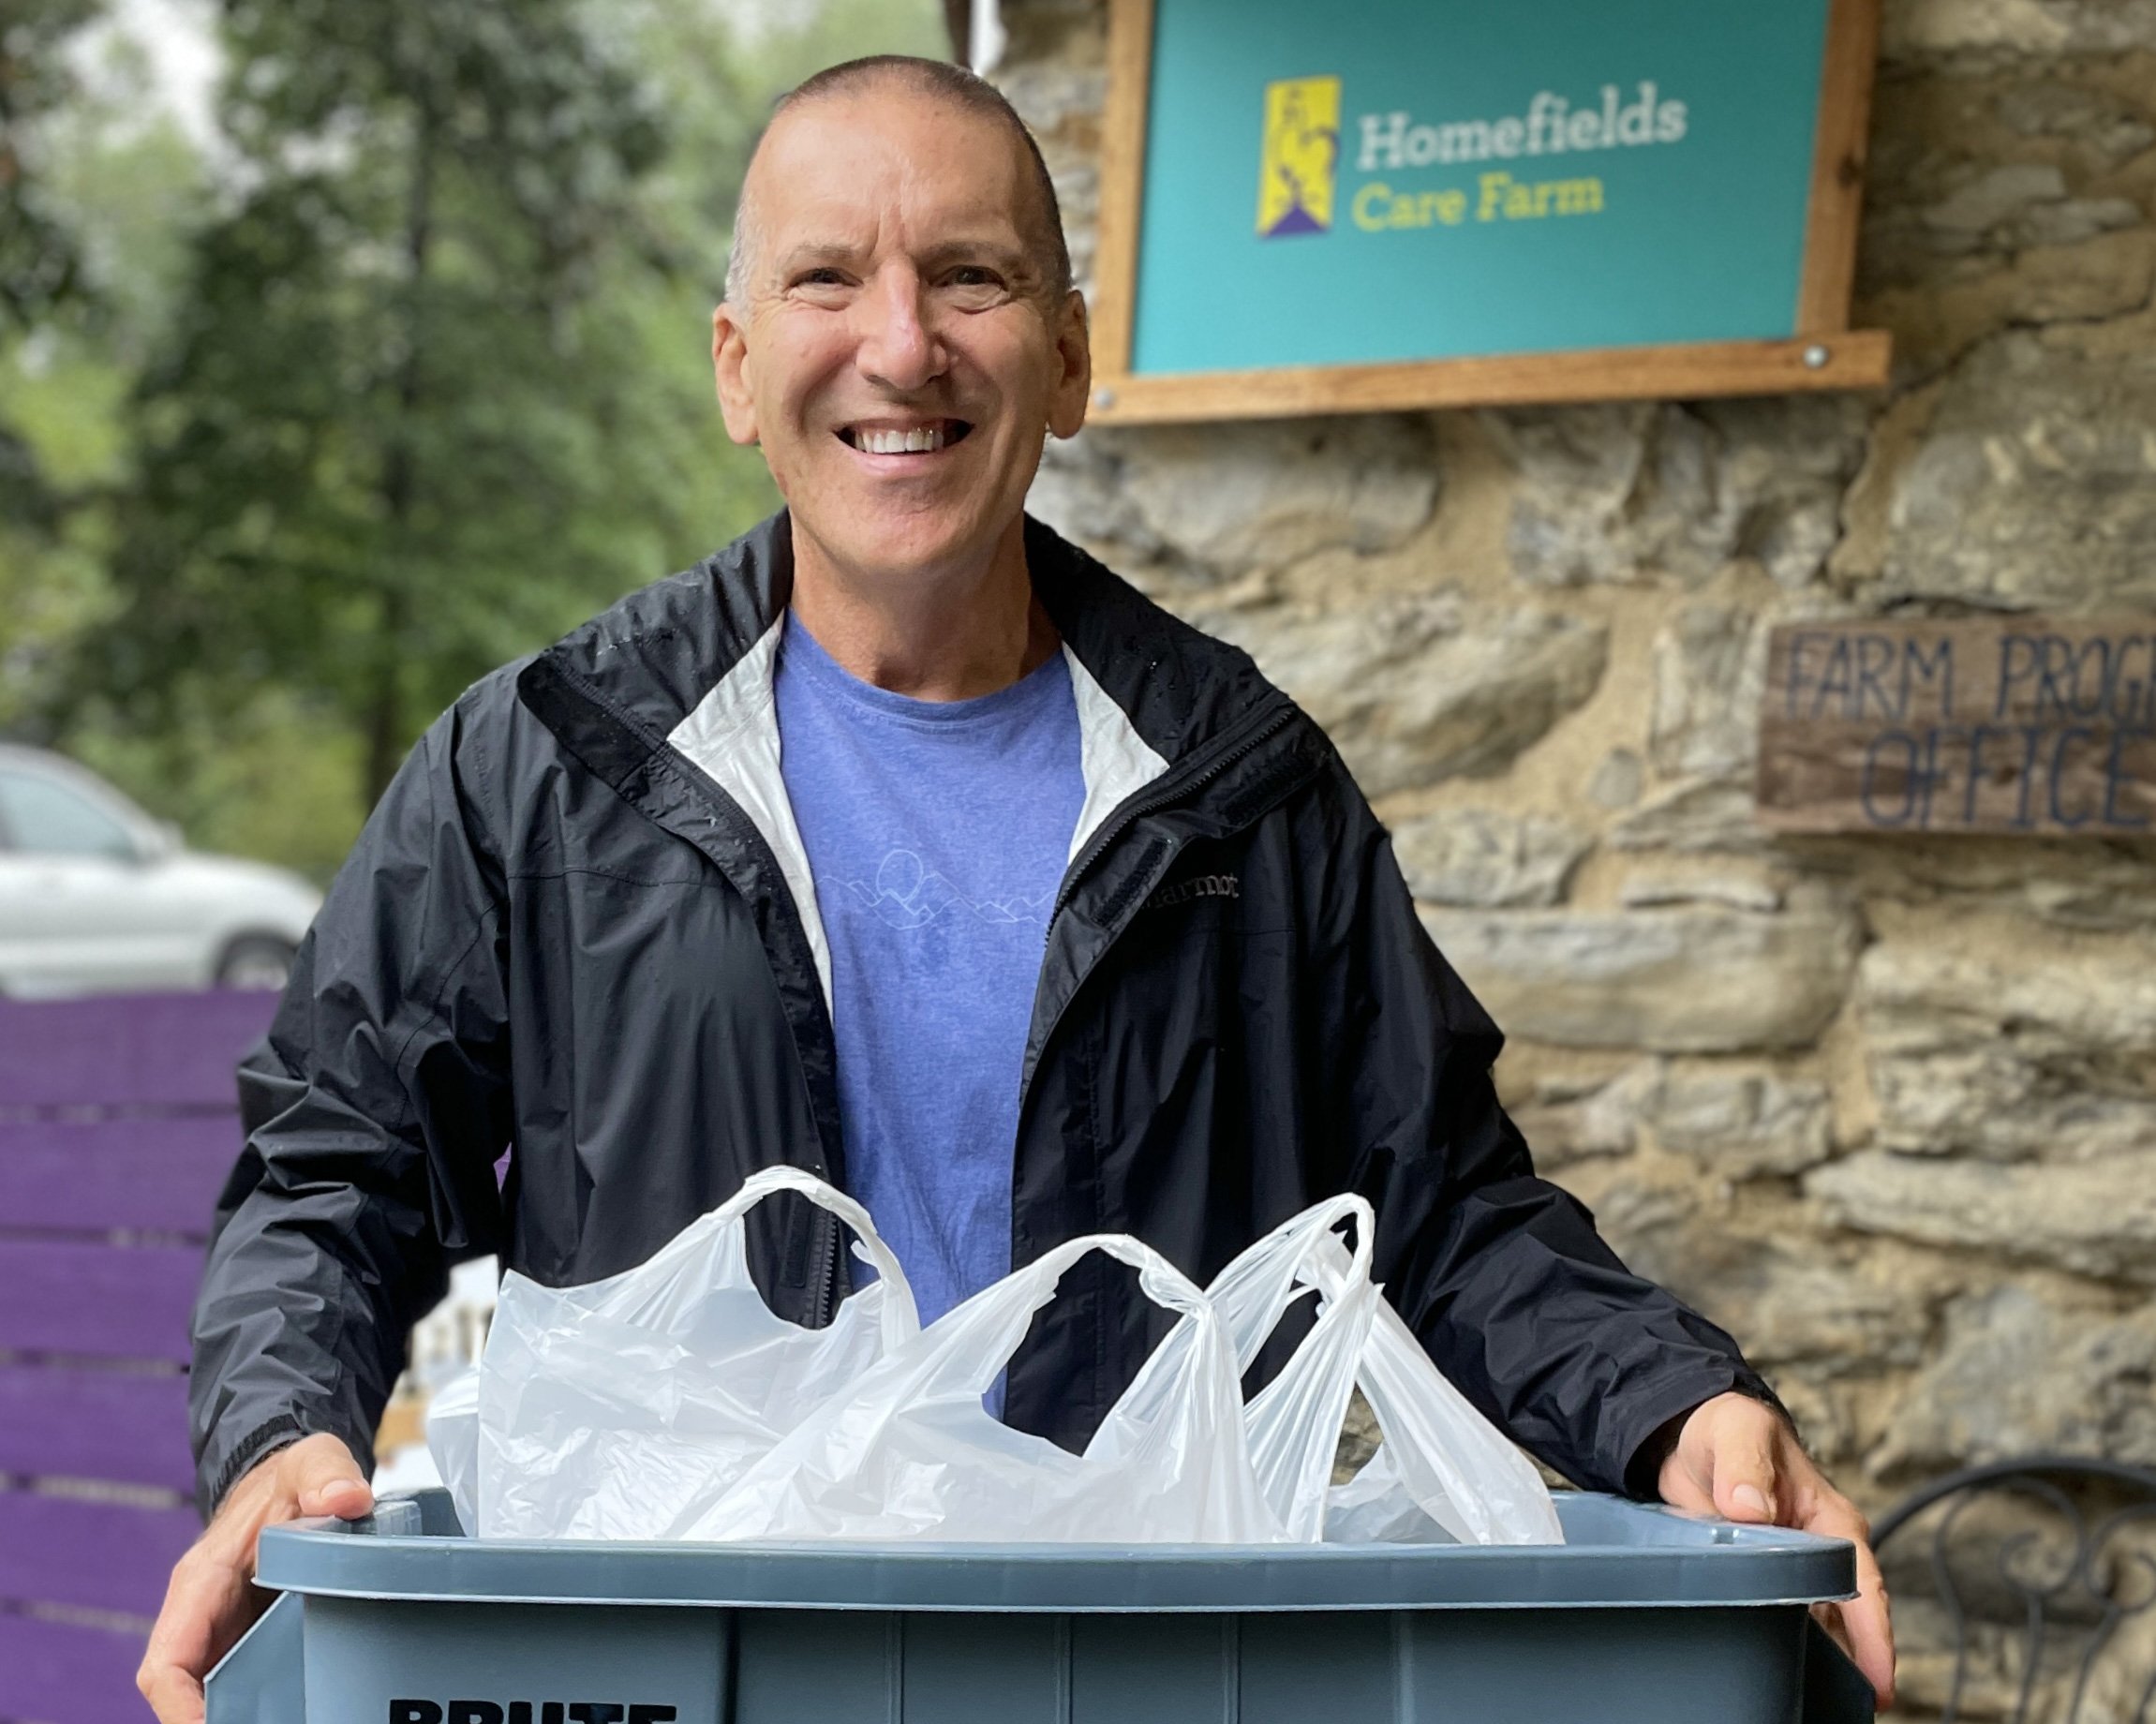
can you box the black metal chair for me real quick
[1873,1457,2156,1724]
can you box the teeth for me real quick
[857,424,944,454]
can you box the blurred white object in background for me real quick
[375,1256,499,1495]
[0,744,321,996]
[969,0,1005,73]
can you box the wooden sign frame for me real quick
[1087,0,1892,426]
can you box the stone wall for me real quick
[1002,0,2156,1553]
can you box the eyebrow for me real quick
[772,236,1038,280]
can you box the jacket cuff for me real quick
[201,1413,374,1522]
[203,1414,306,1521]
[1615,1365,1794,1501]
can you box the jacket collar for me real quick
[528,509,1286,773]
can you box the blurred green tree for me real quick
[0,0,102,332]
[97,0,763,810]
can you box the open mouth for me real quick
[836,419,974,455]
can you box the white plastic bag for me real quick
[1202,1194,1562,1546]
[678,1233,1279,1544]
[424,1366,481,1535]
[1203,1194,1380,1541]
[1307,1228,1564,1546]
[473,1166,918,1540]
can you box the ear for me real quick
[1046,288,1093,440]
[711,302,760,446]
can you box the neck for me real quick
[786,513,1058,700]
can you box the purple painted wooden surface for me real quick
[0,1115,237,1237]
[0,1366,193,1494]
[0,1240,201,1363]
[0,1490,199,1619]
[0,989,275,1110]
[0,1609,151,1724]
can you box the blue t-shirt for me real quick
[774,617,1085,1345]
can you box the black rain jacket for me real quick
[191,512,1777,1517]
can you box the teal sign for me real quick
[1131,0,1834,376]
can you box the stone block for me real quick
[1885,0,2156,57]
[1588,749,1644,810]
[1871,1286,2156,1471]
[1391,808,1592,908]
[1858,938,2156,1160]
[1608,780,1773,854]
[1509,1061,1658,1168]
[1420,901,1860,1051]
[1029,417,1440,580]
[1677,1245,1939,1375]
[1882,327,2156,609]
[1646,1070,1835,1179]
[1647,602,1767,781]
[1924,164,2069,240]
[1493,398,1866,591]
[1996,80,2156,167]
[1858,230,2156,375]
[1619,874,1785,913]
[1201,596,1608,797]
[1807,1149,2156,1283]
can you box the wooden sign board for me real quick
[1757,618,2156,836]
[1089,0,1892,425]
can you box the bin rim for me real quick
[253,1491,1857,1613]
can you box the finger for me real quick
[287,1435,374,1520]
[1841,1544,1896,1707]
[136,1658,206,1724]
[1711,1418,1780,1523]
[1803,1497,1896,1709]
[1810,1599,1854,1662]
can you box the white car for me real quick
[0,744,322,996]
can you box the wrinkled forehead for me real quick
[745,87,1039,268]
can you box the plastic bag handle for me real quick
[600,1166,917,1347]
[1210,1193,1376,1375]
[715,1167,920,1345]
[942,1231,1214,1396]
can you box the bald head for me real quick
[724,55,1071,308]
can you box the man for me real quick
[140,55,1893,1721]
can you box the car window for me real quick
[0,770,141,860]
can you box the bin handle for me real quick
[1800,1617,1878,1724]
[204,1589,305,1724]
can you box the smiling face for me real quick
[712,83,1091,590]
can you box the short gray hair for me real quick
[723,55,1073,307]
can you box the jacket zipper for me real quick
[812,1212,840,1326]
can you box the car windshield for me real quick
[0,769,141,860]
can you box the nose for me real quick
[853,263,945,395]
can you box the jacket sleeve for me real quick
[1301,765,1786,1498]
[189,703,513,1518]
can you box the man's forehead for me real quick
[749,86,1033,246]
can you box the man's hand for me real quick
[138,1434,374,1724]
[1658,1391,1895,1710]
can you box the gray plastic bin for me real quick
[207,1489,1874,1724]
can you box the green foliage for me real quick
[0,0,104,331]
[3,0,950,879]
[0,33,212,742]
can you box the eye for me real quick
[790,267,853,292]
[942,267,1011,311]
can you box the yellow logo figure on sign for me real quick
[1256,76,1340,238]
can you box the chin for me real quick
[822,501,999,576]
